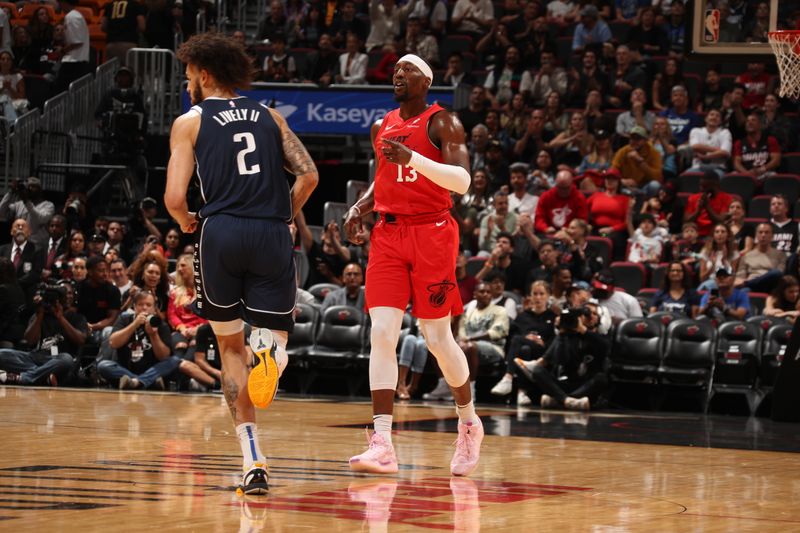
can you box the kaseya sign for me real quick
[181,84,455,135]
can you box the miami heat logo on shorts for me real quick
[427,280,455,308]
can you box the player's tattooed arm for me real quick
[268,108,319,219]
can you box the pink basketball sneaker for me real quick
[349,430,399,474]
[450,419,484,477]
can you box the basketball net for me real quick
[768,31,800,100]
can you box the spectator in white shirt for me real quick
[336,32,368,84]
[365,0,418,51]
[451,0,494,40]
[686,109,732,176]
[54,0,90,94]
[507,164,538,218]
[591,270,643,323]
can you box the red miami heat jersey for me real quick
[373,104,455,216]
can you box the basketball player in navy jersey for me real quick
[344,54,483,476]
[164,33,318,495]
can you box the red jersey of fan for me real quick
[373,103,453,216]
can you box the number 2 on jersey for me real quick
[233,132,261,175]
[396,165,418,183]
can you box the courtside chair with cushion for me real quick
[710,320,762,414]
[659,318,718,412]
[304,305,365,396]
[611,317,665,385]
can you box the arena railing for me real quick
[126,48,182,136]
[1,58,121,189]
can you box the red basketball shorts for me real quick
[365,213,463,319]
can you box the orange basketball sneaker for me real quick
[248,328,280,409]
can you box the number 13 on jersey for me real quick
[396,165,418,183]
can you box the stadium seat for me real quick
[711,320,762,414]
[637,288,658,312]
[294,249,309,288]
[610,261,647,295]
[304,305,365,395]
[286,303,319,358]
[678,171,704,193]
[610,317,664,384]
[466,256,487,277]
[346,180,369,206]
[659,318,717,411]
[308,283,340,304]
[720,173,759,205]
[586,236,613,267]
[748,292,769,316]
[781,152,800,174]
[747,195,773,219]
[647,311,683,327]
[763,174,800,204]
[323,201,348,225]
[649,262,668,289]
[760,323,793,388]
[746,314,789,336]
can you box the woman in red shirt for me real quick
[587,168,632,261]
[168,253,208,359]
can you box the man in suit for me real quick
[0,219,43,300]
[41,215,68,282]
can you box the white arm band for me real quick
[408,150,471,195]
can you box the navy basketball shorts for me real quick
[193,214,296,332]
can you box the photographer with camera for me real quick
[99,291,178,390]
[94,66,146,157]
[514,305,611,410]
[0,177,55,247]
[0,282,85,386]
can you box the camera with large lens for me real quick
[560,306,589,332]
[35,283,67,312]
[146,314,161,327]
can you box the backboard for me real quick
[686,0,799,61]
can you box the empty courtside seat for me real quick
[308,283,340,304]
[286,303,319,358]
[714,321,761,387]
[610,318,664,384]
[303,305,366,395]
[781,152,800,174]
[746,314,789,335]
[610,262,647,295]
[659,319,717,411]
[760,323,793,388]
[323,201,348,225]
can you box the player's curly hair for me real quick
[176,32,252,91]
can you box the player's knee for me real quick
[370,320,400,351]
[421,327,452,356]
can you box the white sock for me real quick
[456,401,478,425]
[236,423,265,467]
[373,414,393,444]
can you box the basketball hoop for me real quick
[768,30,800,100]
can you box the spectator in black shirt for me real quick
[626,6,667,59]
[568,49,609,107]
[329,0,369,47]
[0,258,26,348]
[99,291,178,389]
[306,33,339,86]
[257,0,289,42]
[457,85,489,136]
[514,307,610,410]
[77,256,121,344]
[102,0,146,66]
[491,279,557,404]
[0,282,84,386]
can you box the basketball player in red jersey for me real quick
[344,54,482,476]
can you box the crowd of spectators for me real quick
[2,0,800,412]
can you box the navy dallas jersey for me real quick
[193,97,291,221]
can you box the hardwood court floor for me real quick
[1,387,800,532]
